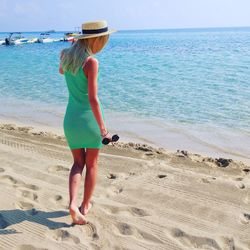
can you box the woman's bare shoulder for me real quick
[86,57,98,66]
[84,57,99,73]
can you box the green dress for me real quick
[63,56,106,149]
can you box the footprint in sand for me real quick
[116,222,134,235]
[15,201,34,210]
[107,173,117,179]
[129,207,149,217]
[129,172,136,176]
[0,167,5,173]
[106,186,123,197]
[103,204,149,217]
[83,222,99,240]
[234,177,246,189]
[239,213,250,224]
[158,174,167,179]
[137,228,164,244]
[48,165,70,173]
[46,228,80,244]
[235,177,244,181]
[171,228,221,250]
[107,173,134,181]
[220,236,235,250]
[0,175,40,191]
[115,222,163,243]
[54,194,63,201]
[0,175,19,185]
[49,194,64,206]
[17,189,38,201]
[200,176,216,184]
[23,183,40,191]
[14,201,38,215]
[14,244,49,250]
[236,183,245,189]
[0,213,9,229]
[116,187,123,194]
[89,243,102,250]
[201,178,211,183]
[242,168,250,174]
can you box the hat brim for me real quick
[74,29,117,39]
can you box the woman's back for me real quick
[64,59,99,109]
[63,57,105,149]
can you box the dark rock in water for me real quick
[215,158,232,168]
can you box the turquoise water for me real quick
[0,28,250,161]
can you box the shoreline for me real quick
[0,96,249,164]
[0,119,249,166]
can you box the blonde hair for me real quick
[61,35,109,75]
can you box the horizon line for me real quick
[0,25,250,33]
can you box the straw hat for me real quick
[74,20,117,39]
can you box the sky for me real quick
[0,0,250,32]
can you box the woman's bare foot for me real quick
[79,201,93,216]
[69,204,87,225]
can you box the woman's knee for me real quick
[73,160,85,168]
[71,148,86,168]
[86,148,99,169]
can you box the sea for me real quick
[0,27,250,162]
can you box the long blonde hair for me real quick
[61,35,109,75]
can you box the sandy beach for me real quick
[0,122,249,250]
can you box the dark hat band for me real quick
[82,27,108,34]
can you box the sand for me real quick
[0,122,249,250]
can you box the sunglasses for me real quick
[102,134,119,145]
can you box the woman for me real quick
[59,20,117,225]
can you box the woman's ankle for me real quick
[69,201,78,208]
[81,200,90,209]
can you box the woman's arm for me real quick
[59,51,64,75]
[85,57,107,136]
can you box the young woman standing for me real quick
[59,20,117,225]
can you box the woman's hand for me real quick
[101,130,112,140]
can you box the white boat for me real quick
[42,38,55,43]
[4,32,29,45]
[37,33,55,43]
[2,31,63,45]
[14,38,29,44]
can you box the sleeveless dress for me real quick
[63,57,106,149]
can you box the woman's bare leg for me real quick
[69,148,86,224]
[80,148,99,215]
